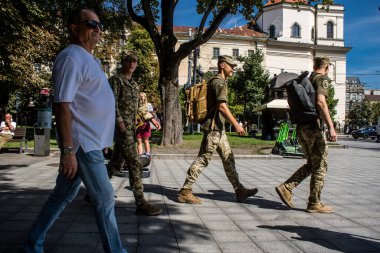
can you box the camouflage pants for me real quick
[0,133,12,150]
[108,131,145,205]
[284,124,328,204]
[182,130,240,190]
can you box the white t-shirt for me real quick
[0,121,17,136]
[53,44,115,152]
[147,103,154,112]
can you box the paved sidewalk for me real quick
[1,140,380,253]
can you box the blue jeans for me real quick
[21,147,127,253]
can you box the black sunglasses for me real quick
[76,20,104,30]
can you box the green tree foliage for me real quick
[326,80,339,123]
[0,0,130,116]
[228,50,269,123]
[0,0,59,115]
[370,101,380,125]
[348,99,372,128]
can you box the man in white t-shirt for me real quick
[21,8,126,253]
[0,113,16,150]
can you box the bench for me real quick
[8,127,28,153]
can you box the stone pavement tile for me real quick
[290,239,341,253]
[179,243,221,253]
[234,219,267,231]
[293,217,336,230]
[49,245,100,253]
[58,232,100,246]
[175,228,214,244]
[114,208,139,223]
[321,217,367,228]
[66,222,99,233]
[219,242,264,253]
[198,213,232,222]
[138,232,177,246]
[351,217,380,227]
[0,221,34,232]
[138,245,180,253]
[209,230,252,243]
[226,209,259,221]
[246,228,285,242]
[138,222,173,233]
[203,221,241,231]
[193,206,224,215]
[138,213,171,224]
[118,223,138,234]
[338,226,380,244]
[120,233,138,246]
[254,240,303,253]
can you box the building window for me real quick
[311,27,315,41]
[232,49,239,58]
[269,25,276,38]
[346,94,350,100]
[248,50,255,56]
[291,23,301,38]
[213,47,220,58]
[327,21,334,39]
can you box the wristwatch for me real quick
[61,146,73,155]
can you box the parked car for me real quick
[351,126,378,140]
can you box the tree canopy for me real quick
[0,0,130,116]
[228,50,270,123]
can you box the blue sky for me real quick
[172,0,380,89]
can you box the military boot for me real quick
[275,184,294,208]
[177,188,202,204]
[235,184,258,203]
[306,203,334,213]
[136,202,162,216]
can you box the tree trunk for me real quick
[160,74,183,146]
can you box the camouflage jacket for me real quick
[109,74,140,131]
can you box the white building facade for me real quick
[175,0,351,129]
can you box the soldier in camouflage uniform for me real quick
[178,55,258,204]
[276,56,337,213]
[108,52,162,216]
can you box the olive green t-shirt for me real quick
[310,72,329,128]
[202,75,227,131]
[310,72,329,97]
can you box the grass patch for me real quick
[3,127,273,152]
[151,131,274,149]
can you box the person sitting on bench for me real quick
[0,113,17,150]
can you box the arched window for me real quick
[269,25,276,38]
[291,23,300,37]
[311,27,315,41]
[327,21,334,39]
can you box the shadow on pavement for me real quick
[0,172,211,253]
[258,225,380,252]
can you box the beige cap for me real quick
[218,55,237,67]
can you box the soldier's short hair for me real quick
[314,56,330,68]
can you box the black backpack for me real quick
[285,71,319,124]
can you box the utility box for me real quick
[34,128,50,156]
[34,88,52,156]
